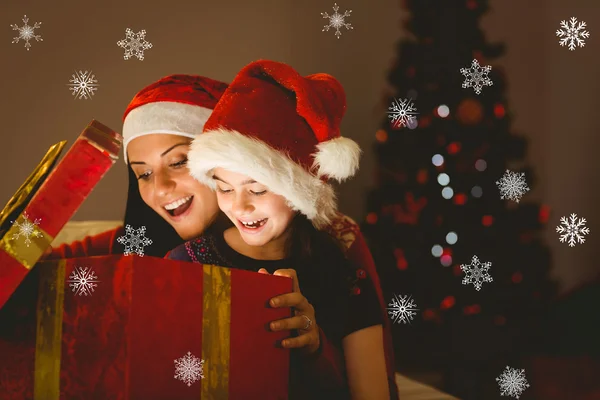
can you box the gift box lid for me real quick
[0,120,122,310]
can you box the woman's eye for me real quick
[251,190,267,196]
[137,171,151,181]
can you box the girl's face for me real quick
[212,168,296,248]
[127,134,220,241]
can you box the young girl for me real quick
[167,60,391,399]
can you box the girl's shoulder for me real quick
[323,212,361,252]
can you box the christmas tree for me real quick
[362,0,557,397]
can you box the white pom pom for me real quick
[313,137,362,181]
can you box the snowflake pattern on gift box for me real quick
[556,213,590,247]
[10,15,42,51]
[460,255,493,291]
[496,170,529,203]
[386,294,419,324]
[321,3,353,39]
[10,212,42,247]
[174,351,204,386]
[556,17,590,51]
[67,70,99,100]
[460,59,493,95]
[116,224,153,256]
[67,266,100,296]
[387,97,419,129]
[117,28,152,60]
[496,366,530,399]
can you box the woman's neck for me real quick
[223,227,290,261]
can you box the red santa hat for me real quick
[121,74,228,163]
[187,60,361,229]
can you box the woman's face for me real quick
[212,168,296,248]
[127,134,220,241]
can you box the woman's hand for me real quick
[259,268,320,356]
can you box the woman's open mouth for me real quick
[164,196,193,217]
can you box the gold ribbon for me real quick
[201,264,231,399]
[34,260,65,400]
[0,212,54,269]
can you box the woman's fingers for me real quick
[269,292,310,310]
[270,314,313,332]
[273,269,300,292]
[258,268,269,274]
[280,333,313,349]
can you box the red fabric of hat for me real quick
[121,74,228,163]
[187,60,361,229]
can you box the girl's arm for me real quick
[343,325,390,400]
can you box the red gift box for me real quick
[0,255,292,399]
[0,120,122,310]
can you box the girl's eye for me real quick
[217,187,232,194]
[251,190,267,196]
[170,158,188,167]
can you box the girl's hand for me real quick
[259,268,320,356]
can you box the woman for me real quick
[48,72,399,398]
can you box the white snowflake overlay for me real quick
[67,266,100,296]
[556,213,590,247]
[10,15,42,51]
[556,17,590,51]
[116,224,153,256]
[460,255,493,291]
[460,59,493,95]
[386,294,419,324]
[321,3,353,39]
[387,98,419,129]
[117,28,153,60]
[174,351,204,387]
[496,170,530,203]
[10,212,42,247]
[68,70,99,100]
[496,366,530,399]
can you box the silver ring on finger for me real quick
[301,314,312,330]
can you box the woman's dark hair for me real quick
[111,165,184,257]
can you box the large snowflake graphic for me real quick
[556,213,590,247]
[116,224,153,256]
[67,266,100,296]
[10,15,42,51]
[117,28,153,60]
[496,366,530,399]
[386,294,419,324]
[460,255,493,291]
[174,351,204,387]
[556,17,590,51]
[496,170,530,203]
[10,212,42,247]
[321,3,353,39]
[387,98,419,129]
[460,59,493,95]
[68,70,99,100]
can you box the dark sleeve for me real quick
[344,273,383,337]
[165,242,193,261]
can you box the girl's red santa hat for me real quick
[121,74,228,163]
[187,60,361,229]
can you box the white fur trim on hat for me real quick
[313,136,361,181]
[122,101,213,163]
[187,128,338,229]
